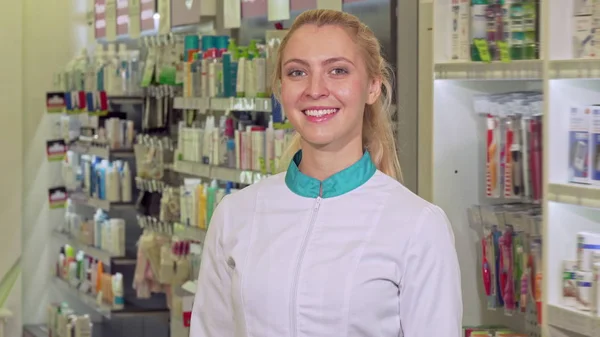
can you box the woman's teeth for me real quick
[303,108,339,117]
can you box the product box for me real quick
[578,232,600,271]
[569,106,591,184]
[591,107,600,184]
[577,270,594,311]
[573,16,596,58]
[451,0,470,60]
[575,0,594,16]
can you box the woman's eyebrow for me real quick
[283,57,354,67]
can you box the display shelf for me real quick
[53,277,115,319]
[547,304,595,336]
[434,60,544,81]
[68,192,134,212]
[173,96,272,112]
[550,59,600,79]
[23,325,49,337]
[69,141,134,159]
[107,95,145,105]
[52,230,131,266]
[173,160,270,184]
[548,184,600,208]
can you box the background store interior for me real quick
[3,0,598,336]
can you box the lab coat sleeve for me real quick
[190,196,234,337]
[398,205,463,336]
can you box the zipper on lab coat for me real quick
[290,189,322,337]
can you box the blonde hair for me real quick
[272,9,403,182]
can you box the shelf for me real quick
[107,96,145,105]
[547,304,598,336]
[23,325,50,337]
[550,59,600,79]
[434,60,543,80]
[173,97,272,112]
[69,142,134,159]
[69,192,134,212]
[53,277,114,319]
[53,231,129,267]
[173,160,270,184]
[547,183,600,208]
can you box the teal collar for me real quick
[285,150,376,198]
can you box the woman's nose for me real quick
[305,74,329,99]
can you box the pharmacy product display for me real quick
[568,105,600,185]
[475,92,543,203]
[176,117,294,175]
[561,232,600,313]
[62,201,126,257]
[428,0,600,335]
[572,0,600,58]
[47,304,93,337]
[467,205,542,317]
[63,154,133,204]
[451,0,539,62]
[55,244,125,311]
[181,35,269,101]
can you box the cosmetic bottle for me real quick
[107,163,121,202]
[112,273,125,309]
[236,47,248,97]
[121,162,132,202]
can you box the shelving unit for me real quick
[173,96,272,112]
[173,160,270,184]
[421,0,600,336]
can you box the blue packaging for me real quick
[271,94,284,123]
[569,106,591,184]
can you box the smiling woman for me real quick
[190,9,463,337]
[274,11,400,182]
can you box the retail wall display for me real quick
[47,304,93,337]
[449,0,540,63]
[425,0,600,335]
[474,91,543,203]
[467,205,542,328]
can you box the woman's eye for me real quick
[331,68,348,76]
[288,70,305,77]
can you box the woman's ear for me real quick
[367,77,382,105]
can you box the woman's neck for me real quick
[298,140,364,181]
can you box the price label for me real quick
[474,39,491,63]
[497,41,511,63]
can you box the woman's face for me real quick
[280,24,380,150]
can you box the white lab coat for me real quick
[191,151,463,337]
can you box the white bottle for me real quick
[107,164,121,202]
[121,162,132,202]
[93,209,105,248]
[112,273,124,309]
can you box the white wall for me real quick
[19,0,89,330]
[0,0,23,336]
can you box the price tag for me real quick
[497,41,511,63]
[474,39,491,62]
